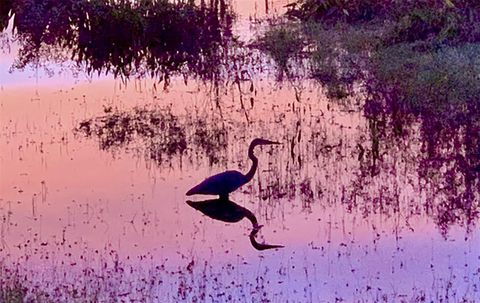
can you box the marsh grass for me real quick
[373,43,480,117]
[253,23,305,80]
[0,249,477,302]
[0,277,27,303]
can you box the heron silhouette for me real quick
[186,138,280,199]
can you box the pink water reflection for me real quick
[1,73,479,301]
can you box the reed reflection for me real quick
[75,106,228,167]
[187,198,284,251]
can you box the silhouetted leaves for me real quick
[2,0,233,82]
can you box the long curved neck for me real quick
[244,145,258,182]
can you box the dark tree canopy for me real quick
[0,0,234,81]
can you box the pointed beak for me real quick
[264,140,281,145]
[252,138,281,148]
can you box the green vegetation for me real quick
[373,43,480,117]
[259,0,480,93]
[254,24,304,78]
[257,0,480,118]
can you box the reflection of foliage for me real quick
[76,107,187,164]
[2,0,233,82]
[192,120,228,166]
[266,0,480,235]
[359,100,479,237]
[75,106,230,167]
[368,42,480,177]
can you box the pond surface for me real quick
[1,3,479,302]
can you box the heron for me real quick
[186,138,280,199]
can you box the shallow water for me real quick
[1,73,478,301]
[1,4,479,302]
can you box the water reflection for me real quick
[356,101,480,237]
[249,228,285,251]
[186,198,260,228]
[74,87,479,238]
[1,0,478,300]
[1,74,479,301]
[186,198,284,251]
[74,106,228,167]
[254,21,479,237]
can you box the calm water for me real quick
[1,5,479,303]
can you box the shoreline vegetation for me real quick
[0,0,234,83]
[255,0,479,224]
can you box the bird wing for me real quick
[186,170,245,196]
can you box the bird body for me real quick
[186,170,246,199]
[186,138,280,199]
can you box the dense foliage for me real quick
[0,0,233,81]
[257,0,480,235]
[286,0,480,41]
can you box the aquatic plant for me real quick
[254,24,305,79]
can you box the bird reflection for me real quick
[186,198,260,229]
[186,138,280,199]
[249,228,284,251]
[187,198,284,251]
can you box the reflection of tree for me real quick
[356,96,480,237]
[75,91,479,236]
[76,107,186,160]
[419,108,480,236]
[269,26,480,235]
[193,120,228,166]
[245,81,479,237]
[1,0,233,82]
[75,106,228,167]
